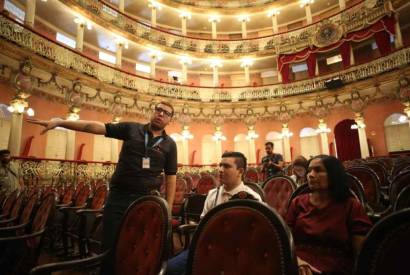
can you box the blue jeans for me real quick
[166,249,189,275]
[101,189,145,275]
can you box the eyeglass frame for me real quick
[154,106,173,117]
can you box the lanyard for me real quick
[144,132,164,156]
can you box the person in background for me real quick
[286,155,372,275]
[261,141,284,178]
[0,149,21,194]
[290,155,308,186]
[27,101,177,275]
[166,151,262,275]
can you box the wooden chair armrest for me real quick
[0,228,46,243]
[30,251,108,275]
[177,223,198,234]
[56,202,72,208]
[0,222,28,235]
[0,216,18,225]
[76,209,103,215]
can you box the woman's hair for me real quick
[293,155,308,169]
[309,155,350,201]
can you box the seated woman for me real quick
[290,155,308,186]
[286,155,372,275]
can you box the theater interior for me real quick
[1,0,410,274]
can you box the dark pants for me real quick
[166,249,189,275]
[100,189,145,275]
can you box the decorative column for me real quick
[338,0,346,10]
[355,113,370,158]
[394,14,404,49]
[317,119,330,154]
[65,107,80,160]
[246,126,258,164]
[24,0,36,27]
[300,0,314,25]
[8,59,34,156]
[213,126,226,163]
[276,58,282,82]
[181,126,193,165]
[179,55,191,85]
[208,15,220,39]
[115,41,123,68]
[179,11,191,36]
[74,19,85,51]
[240,58,253,86]
[350,46,355,66]
[210,59,222,87]
[118,0,125,12]
[268,9,280,34]
[148,0,162,28]
[238,15,250,39]
[403,105,410,130]
[281,123,293,162]
[150,52,159,79]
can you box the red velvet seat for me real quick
[393,184,410,211]
[354,208,410,275]
[0,190,18,219]
[0,193,55,274]
[244,182,265,202]
[186,199,298,275]
[346,166,381,210]
[244,167,259,184]
[30,195,171,275]
[262,175,296,218]
[0,193,24,226]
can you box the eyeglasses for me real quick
[155,106,172,117]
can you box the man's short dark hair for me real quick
[221,151,247,170]
[157,101,174,117]
[265,142,274,147]
[0,149,10,156]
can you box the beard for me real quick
[150,121,164,131]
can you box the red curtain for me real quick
[277,15,396,82]
[334,119,361,161]
[280,63,290,83]
[374,30,392,56]
[340,41,351,68]
[306,53,316,77]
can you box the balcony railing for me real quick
[62,0,389,57]
[1,14,410,103]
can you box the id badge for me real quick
[142,157,150,169]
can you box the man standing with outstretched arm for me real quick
[27,101,177,274]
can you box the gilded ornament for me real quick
[314,21,343,48]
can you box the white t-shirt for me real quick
[200,182,263,218]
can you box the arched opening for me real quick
[170,133,185,165]
[201,134,217,165]
[0,104,11,150]
[234,134,250,161]
[384,113,410,153]
[265,131,284,156]
[334,119,361,161]
[299,127,320,159]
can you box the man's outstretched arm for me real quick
[26,118,106,135]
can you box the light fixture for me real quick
[7,99,32,115]
[398,115,408,123]
[181,126,193,140]
[212,129,226,141]
[26,108,35,117]
[74,16,92,30]
[267,9,280,17]
[67,112,80,121]
[179,55,192,65]
[148,0,162,10]
[210,59,222,68]
[316,127,331,134]
[240,58,253,67]
[208,15,221,23]
[116,37,129,49]
[246,128,259,140]
[149,49,163,60]
[237,15,250,22]
[351,123,365,129]
[300,0,314,7]
[179,11,191,20]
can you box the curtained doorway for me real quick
[334,119,361,161]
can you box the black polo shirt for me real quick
[105,122,177,193]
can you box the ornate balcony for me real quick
[60,0,391,57]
